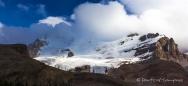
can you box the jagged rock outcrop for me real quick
[132,33,160,58]
[152,37,188,69]
[139,33,159,41]
[68,51,74,57]
[108,35,188,86]
[154,37,183,58]
[65,49,74,58]
[133,42,156,57]
[28,38,74,58]
[133,35,188,68]
[28,38,48,58]
[127,33,139,37]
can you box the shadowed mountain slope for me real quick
[0,44,133,86]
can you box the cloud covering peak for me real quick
[0,0,188,52]
[73,1,131,40]
[119,0,188,51]
[72,0,188,51]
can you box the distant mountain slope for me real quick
[0,44,133,86]
[29,33,173,73]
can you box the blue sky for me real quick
[0,0,117,27]
[0,0,188,51]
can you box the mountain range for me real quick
[0,33,188,86]
[28,33,188,72]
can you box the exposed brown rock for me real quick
[139,33,159,41]
[68,51,74,58]
[108,36,188,86]
[134,36,188,68]
[28,38,75,58]
[134,42,156,57]
[127,33,139,37]
[108,59,188,86]
[27,38,48,58]
[155,36,187,68]
[69,65,90,73]
[152,37,188,69]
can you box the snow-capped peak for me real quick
[30,33,164,74]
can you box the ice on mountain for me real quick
[33,33,164,74]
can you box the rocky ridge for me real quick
[28,38,48,58]
[126,33,188,69]
[28,36,74,58]
[27,33,188,76]
[107,35,188,86]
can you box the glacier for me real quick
[33,34,165,74]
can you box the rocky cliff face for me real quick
[28,36,74,58]
[28,38,49,58]
[139,33,159,41]
[132,35,188,69]
[108,36,188,86]
[108,59,188,86]
[129,33,161,58]
[153,37,182,59]
[136,36,186,60]
[152,37,188,69]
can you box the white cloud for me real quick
[73,1,132,40]
[0,22,3,28]
[118,0,188,51]
[1,0,188,52]
[0,22,4,37]
[39,16,72,27]
[0,22,73,44]
[17,3,29,11]
[0,17,73,44]
[37,4,46,16]
[70,14,75,20]
[0,0,5,7]
[71,1,188,51]
[120,0,188,15]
